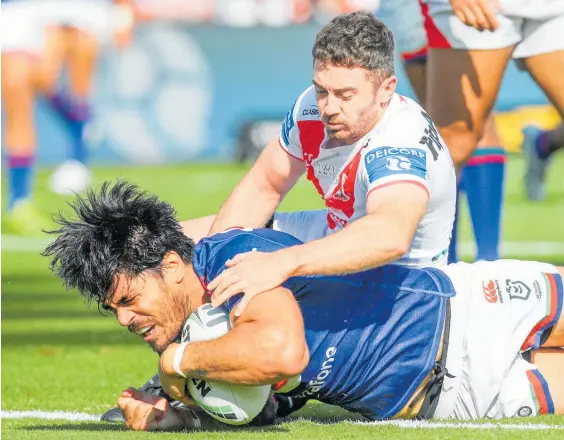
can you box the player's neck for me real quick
[182,265,208,308]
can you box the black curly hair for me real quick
[42,180,194,307]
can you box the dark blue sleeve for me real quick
[192,228,303,313]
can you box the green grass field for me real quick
[2,155,564,439]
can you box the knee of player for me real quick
[439,122,485,168]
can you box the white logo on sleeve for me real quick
[386,156,411,171]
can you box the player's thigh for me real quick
[34,26,68,93]
[66,28,99,97]
[519,51,564,119]
[272,210,328,243]
[530,348,564,414]
[427,47,512,168]
[403,61,427,107]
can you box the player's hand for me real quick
[450,0,501,31]
[117,387,184,431]
[158,343,197,407]
[208,250,294,316]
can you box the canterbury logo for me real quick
[482,280,498,303]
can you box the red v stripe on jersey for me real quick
[325,150,364,218]
[298,120,325,199]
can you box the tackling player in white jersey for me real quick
[200,11,456,314]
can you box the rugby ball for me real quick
[182,304,271,425]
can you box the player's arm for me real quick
[280,182,428,276]
[160,286,308,386]
[208,138,306,235]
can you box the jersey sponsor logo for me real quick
[364,147,427,184]
[482,280,504,303]
[506,279,532,301]
[302,107,319,116]
[386,156,412,171]
[294,347,337,399]
[281,100,297,146]
[419,111,444,161]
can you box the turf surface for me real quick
[2,155,564,439]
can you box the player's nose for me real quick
[116,307,136,327]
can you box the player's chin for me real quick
[149,329,182,355]
[326,127,349,140]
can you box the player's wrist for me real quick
[160,342,189,377]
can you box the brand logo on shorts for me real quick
[517,406,533,417]
[482,280,499,303]
[506,280,531,301]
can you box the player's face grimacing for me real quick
[103,269,191,354]
[313,61,396,144]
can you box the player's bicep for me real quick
[365,183,429,247]
[250,138,306,198]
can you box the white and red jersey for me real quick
[278,86,456,267]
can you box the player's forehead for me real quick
[105,273,147,305]
[313,61,371,90]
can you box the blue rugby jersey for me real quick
[192,228,454,420]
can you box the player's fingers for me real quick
[121,399,142,429]
[234,292,255,317]
[454,7,474,27]
[210,274,241,303]
[479,0,500,30]
[225,253,249,267]
[469,2,488,30]
[132,401,154,431]
[211,282,245,307]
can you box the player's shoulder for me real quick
[387,94,433,135]
[365,94,446,162]
[291,85,320,122]
[193,228,303,283]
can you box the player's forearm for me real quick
[208,172,282,235]
[283,215,411,276]
[177,322,307,385]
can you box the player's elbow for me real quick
[260,328,309,379]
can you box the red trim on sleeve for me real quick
[278,138,304,161]
[366,180,430,199]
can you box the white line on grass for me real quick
[1,410,100,422]
[2,410,563,430]
[2,235,564,258]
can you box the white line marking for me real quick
[2,410,563,430]
[1,410,101,422]
[3,234,564,257]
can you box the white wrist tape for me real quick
[172,342,190,378]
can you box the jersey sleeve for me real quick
[279,86,320,161]
[360,146,430,196]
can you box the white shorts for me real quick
[423,0,564,58]
[377,0,428,62]
[272,210,329,244]
[1,1,47,54]
[1,0,128,53]
[435,260,562,419]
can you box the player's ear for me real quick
[377,75,397,102]
[161,251,185,283]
